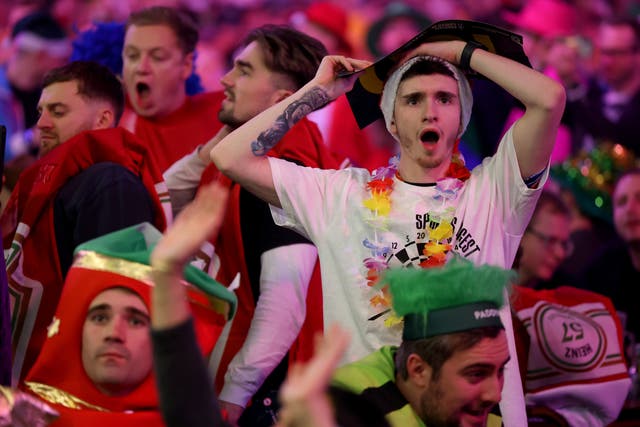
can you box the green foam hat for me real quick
[381,256,514,340]
[73,222,236,319]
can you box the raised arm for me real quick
[277,325,350,427]
[150,182,229,329]
[209,56,370,208]
[150,182,230,427]
[406,40,566,179]
[163,126,232,217]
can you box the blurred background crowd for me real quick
[1,0,638,92]
[2,0,640,187]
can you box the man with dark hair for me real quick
[2,60,169,385]
[332,261,511,427]
[567,17,640,155]
[164,24,342,425]
[210,28,566,425]
[43,60,124,120]
[214,25,327,129]
[514,191,573,289]
[0,10,70,161]
[119,5,223,173]
[37,61,124,155]
[243,25,327,90]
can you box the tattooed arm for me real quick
[250,87,330,156]
[210,55,370,208]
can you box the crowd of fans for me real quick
[0,0,640,426]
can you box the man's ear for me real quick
[95,108,115,129]
[271,88,293,105]
[389,118,398,137]
[181,52,194,80]
[406,353,432,388]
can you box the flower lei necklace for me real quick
[362,144,470,327]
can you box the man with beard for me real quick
[119,6,224,173]
[581,169,640,340]
[2,60,168,384]
[332,260,512,427]
[164,25,342,425]
[210,31,566,426]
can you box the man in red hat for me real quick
[290,2,353,58]
[502,0,579,70]
[22,222,235,427]
[501,0,581,164]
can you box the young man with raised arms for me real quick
[210,36,566,425]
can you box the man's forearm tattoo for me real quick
[251,86,330,156]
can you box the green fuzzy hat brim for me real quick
[74,222,237,317]
[381,257,514,317]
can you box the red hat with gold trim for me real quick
[22,223,235,426]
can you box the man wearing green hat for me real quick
[332,261,512,427]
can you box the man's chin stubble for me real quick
[217,111,243,130]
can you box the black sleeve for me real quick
[151,318,228,427]
[54,162,156,275]
[240,187,311,303]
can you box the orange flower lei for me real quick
[363,144,470,327]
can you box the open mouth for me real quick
[136,82,151,98]
[420,130,439,144]
[463,408,488,422]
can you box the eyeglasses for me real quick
[526,228,574,256]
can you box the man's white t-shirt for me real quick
[269,126,546,426]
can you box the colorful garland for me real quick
[362,144,470,327]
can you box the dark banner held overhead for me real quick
[345,20,531,129]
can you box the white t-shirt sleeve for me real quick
[163,147,208,216]
[471,125,549,236]
[268,157,358,241]
[462,126,547,427]
[219,243,317,407]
